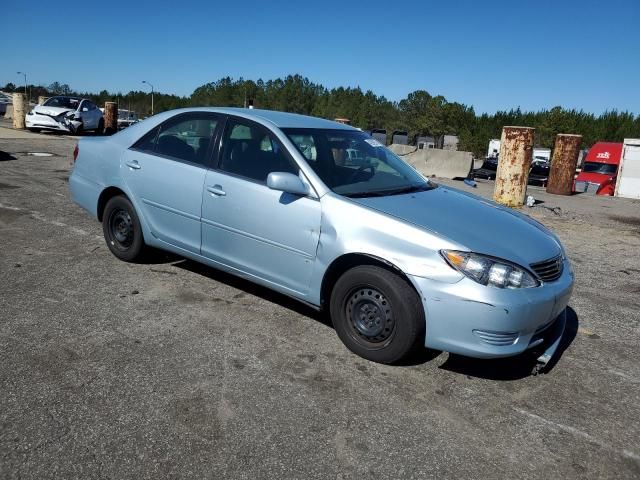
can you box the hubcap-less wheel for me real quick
[346,288,395,344]
[330,265,425,364]
[109,209,133,250]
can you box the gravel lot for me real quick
[1,127,639,479]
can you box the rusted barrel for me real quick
[546,134,582,195]
[493,126,535,207]
[104,102,117,135]
[12,93,26,129]
[37,96,49,105]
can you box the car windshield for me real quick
[283,128,433,197]
[582,162,617,174]
[44,97,81,109]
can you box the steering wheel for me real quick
[347,164,375,183]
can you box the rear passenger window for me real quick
[132,127,159,153]
[219,119,298,182]
[156,116,218,165]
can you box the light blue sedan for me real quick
[69,108,574,366]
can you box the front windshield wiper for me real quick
[343,184,432,198]
[384,184,433,196]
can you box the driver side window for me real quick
[218,118,298,182]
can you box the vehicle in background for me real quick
[573,142,623,195]
[487,139,500,159]
[533,148,551,163]
[118,109,139,129]
[392,130,408,145]
[416,135,435,149]
[0,92,12,115]
[614,138,640,199]
[26,96,104,134]
[528,161,550,186]
[473,157,549,186]
[473,158,498,179]
[370,128,387,145]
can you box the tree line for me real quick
[4,76,639,157]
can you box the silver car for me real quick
[69,108,574,365]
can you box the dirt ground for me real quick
[1,126,639,479]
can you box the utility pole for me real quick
[17,71,27,100]
[142,80,154,115]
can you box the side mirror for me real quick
[82,107,88,112]
[267,172,310,196]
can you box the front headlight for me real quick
[441,250,539,289]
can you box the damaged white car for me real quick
[26,96,104,134]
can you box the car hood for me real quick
[32,105,74,116]
[349,185,561,266]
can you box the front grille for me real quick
[472,329,518,346]
[530,255,563,282]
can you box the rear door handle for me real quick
[206,185,226,196]
[126,160,141,170]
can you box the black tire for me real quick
[28,128,41,133]
[102,195,145,262]
[330,265,425,364]
[97,118,104,135]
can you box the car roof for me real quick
[175,107,357,130]
[111,107,359,148]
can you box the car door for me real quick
[201,116,321,295]
[122,112,221,254]
[78,100,94,129]
[87,101,101,128]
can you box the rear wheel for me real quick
[330,265,425,364]
[102,195,145,262]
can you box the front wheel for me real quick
[102,195,145,262]
[330,265,425,364]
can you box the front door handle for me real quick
[126,160,141,170]
[206,185,226,196]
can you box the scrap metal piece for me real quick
[532,309,567,375]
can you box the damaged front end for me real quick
[26,108,82,133]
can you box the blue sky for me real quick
[3,0,639,114]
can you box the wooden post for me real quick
[12,93,26,129]
[104,102,117,135]
[37,96,49,105]
[546,134,582,195]
[493,126,535,207]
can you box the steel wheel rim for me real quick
[109,209,133,249]
[345,287,395,345]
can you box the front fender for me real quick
[306,194,464,306]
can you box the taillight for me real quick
[73,144,79,163]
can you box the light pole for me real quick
[17,71,27,99]
[142,80,154,116]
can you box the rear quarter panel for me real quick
[69,137,126,218]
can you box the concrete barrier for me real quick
[388,144,473,179]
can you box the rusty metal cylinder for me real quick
[546,134,582,195]
[37,96,49,105]
[493,126,535,207]
[104,102,117,134]
[12,93,26,129]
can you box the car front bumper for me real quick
[25,113,80,132]
[410,259,574,359]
